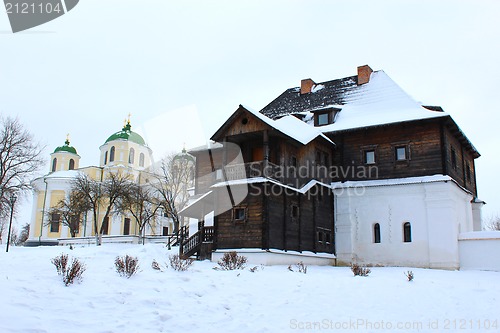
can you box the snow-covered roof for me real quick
[261,70,448,133]
[227,104,335,146]
[44,170,81,179]
[211,177,331,194]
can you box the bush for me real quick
[169,254,194,271]
[217,251,247,270]
[288,262,308,274]
[115,255,140,278]
[351,263,371,277]
[51,253,69,276]
[151,259,163,271]
[51,254,86,286]
[404,270,414,282]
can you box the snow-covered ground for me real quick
[1,244,499,333]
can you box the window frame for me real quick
[373,223,381,243]
[50,213,60,233]
[403,222,412,243]
[233,206,247,223]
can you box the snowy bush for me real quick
[169,254,194,271]
[51,253,69,276]
[287,262,308,274]
[350,263,371,277]
[115,255,140,278]
[405,270,415,282]
[51,254,86,286]
[217,251,247,270]
[151,259,163,271]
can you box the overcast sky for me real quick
[1,0,499,225]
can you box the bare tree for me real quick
[71,173,102,244]
[16,223,29,245]
[46,190,90,238]
[0,116,44,218]
[154,153,194,234]
[485,215,500,231]
[118,182,161,244]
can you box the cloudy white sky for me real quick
[1,0,499,224]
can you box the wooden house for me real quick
[180,65,483,269]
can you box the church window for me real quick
[102,217,109,235]
[104,151,108,165]
[129,148,135,164]
[51,158,57,172]
[50,213,60,233]
[374,223,381,243]
[110,146,115,162]
[139,153,145,167]
[403,222,412,243]
[69,159,75,170]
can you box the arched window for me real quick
[403,222,412,243]
[110,146,115,162]
[373,223,381,243]
[104,151,108,165]
[129,148,135,164]
[139,153,145,167]
[51,158,57,172]
[69,159,75,170]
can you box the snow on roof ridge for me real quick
[241,105,334,146]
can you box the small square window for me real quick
[317,113,329,126]
[364,150,375,164]
[234,207,246,222]
[396,146,407,161]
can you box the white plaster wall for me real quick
[334,180,474,269]
[459,232,500,271]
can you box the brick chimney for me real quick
[300,78,316,94]
[357,65,373,85]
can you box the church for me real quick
[179,65,484,269]
[27,118,176,245]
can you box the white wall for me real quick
[334,179,474,269]
[459,232,500,271]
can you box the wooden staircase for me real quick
[166,226,188,249]
[180,226,214,260]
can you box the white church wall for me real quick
[334,179,474,269]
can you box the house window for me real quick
[104,151,108,165]
[51,158,57,172]
[233,207,246,222]
[69,159,75,170]
[317,228,332,245]
[316,112,330,126]
[364,150,376,164]
[451,147,457,170]
[123,218,130,235]
[395,146,407,161]
[50,213,60,233]
[374,223,381,243]
[129,148,135,164]
[139,153,145,167]
[403,222,412,243]
[102,217,109,235]
[466,163,471,183]
[109,146,115,162]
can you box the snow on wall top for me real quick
[260,70,448,133]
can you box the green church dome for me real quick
[105,121,146,146]
[54,138,78,154]
[173,147,195,163]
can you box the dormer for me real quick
[312,106,341,126]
